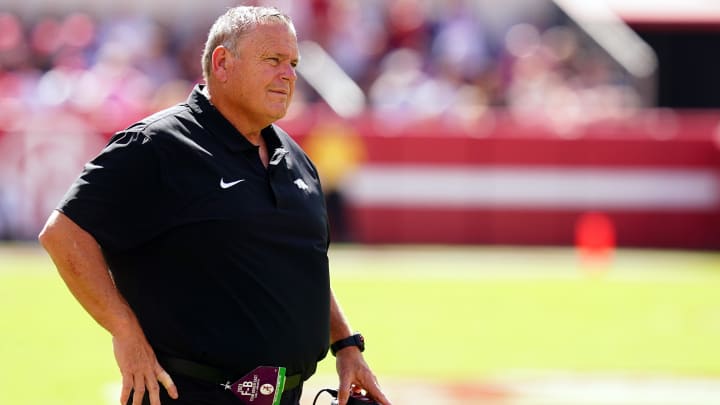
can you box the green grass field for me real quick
[2,243,720,404]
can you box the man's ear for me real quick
[212,46,231,83]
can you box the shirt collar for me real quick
[187,84,283,154]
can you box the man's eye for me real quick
[267,57,280,65]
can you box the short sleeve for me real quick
[58,131,170,252]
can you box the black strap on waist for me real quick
[158,355,303,392]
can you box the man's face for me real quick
[224,22,299,128]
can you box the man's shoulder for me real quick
[107,102,223,161]
[124,103,194,135]
[108,103,198,148]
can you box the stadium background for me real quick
[1,0,720,404]
[1,0,719,247]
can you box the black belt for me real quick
[158,355,303,392]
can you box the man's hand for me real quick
[113,331,178,405]
[38,211,178,404]
[335,348,391,405]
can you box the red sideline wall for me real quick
[283,109,720,249]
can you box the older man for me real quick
[39,6,390,405]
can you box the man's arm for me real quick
[38,210,178,405]
[330,289,392,405]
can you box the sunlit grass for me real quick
[2,244,720,404]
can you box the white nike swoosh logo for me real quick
[220,178,245,189]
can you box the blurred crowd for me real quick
[0,0,644,239]
[0,0,643,129]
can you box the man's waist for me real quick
[156,354,304,392]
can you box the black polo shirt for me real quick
[58,85,330,380]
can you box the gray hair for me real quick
[201,6,295,82]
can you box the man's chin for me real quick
[269,106,289,121]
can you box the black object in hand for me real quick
[347,392,379,405]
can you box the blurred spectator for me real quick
[303,120,367,242]
[0,0,642,239]
[1,1,640,125]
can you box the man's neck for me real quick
[202,84,269,167]
[202,84,264,145]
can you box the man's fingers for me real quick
[118,370,175,405]
[131,374,146,405]
[157,369,179,399]
[146,376,162,405]
[119,375,132,405]
[337,378,352,405]
[366,385,392,405]
[358,375,392,405]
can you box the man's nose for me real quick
[282,63,297,81]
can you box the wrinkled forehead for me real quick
[236,20,298,52]
[239,22,299,54]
